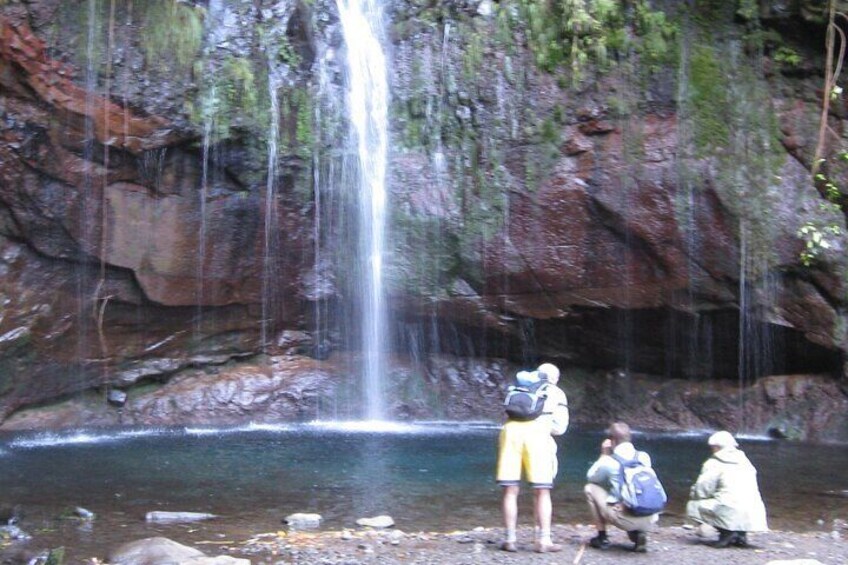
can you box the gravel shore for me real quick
[233,522,847,565]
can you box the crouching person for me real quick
[585,422,662,553]
[686,431,768,548]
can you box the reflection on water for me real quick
[0,424,846,562]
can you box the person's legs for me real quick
[523,426,559,552]
[733,532,749,547]
[500,485,519,551]
[584,483,611,549]
[609,506,654,552]
[714,528,740,548]
[628,530,647,552]
[534,487,552,530]
[532,488,561,552]
[496,423,524,551]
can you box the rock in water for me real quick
[356,515,395,528]
[0,524,31,540]
[144,511,217,523]
[283,513,323,529]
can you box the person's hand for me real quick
[601,438,612,455]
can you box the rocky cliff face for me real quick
[0,0,846,440]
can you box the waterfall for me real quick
[337,0,390,420]
[73,0,99,377]
[675,10,705,380]
[261,71,282,351]
[311,42,338,385]
[194,0,225,342]
[195,102,213,342]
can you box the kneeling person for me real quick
[585,422,660,553]
[686,430,768,548]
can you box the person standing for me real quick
[495,362,569,553]
[686,430,768,548]
[584,422,659,553]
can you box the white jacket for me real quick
[686,446,768,532]
[541,384,569,436]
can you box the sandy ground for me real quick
[229,522,848,565]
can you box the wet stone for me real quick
[284,513,323,529]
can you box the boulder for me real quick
[108,537,203,565]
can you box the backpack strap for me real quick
[535,382,550,407]
[612,452,643,468]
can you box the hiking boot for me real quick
[589,534,611,550]
[499,541,518,552]
[733,531,749,548]
[714,528,739,548]
[632,531,647,553]
[535,542,563,553]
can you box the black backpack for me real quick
[504,379,550,421]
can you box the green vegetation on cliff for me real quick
[508,0,676,82]
[140,0,204,75]
[688,44,731,153]
[188,55,267,143]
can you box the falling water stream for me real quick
[72,0,99,379]
[261,71,282,351]
[337,0,390,420]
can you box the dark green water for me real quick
[1,424,846,562]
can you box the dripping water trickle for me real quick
[261,72,282,352]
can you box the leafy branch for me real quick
[804,0,847,266]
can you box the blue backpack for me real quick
[612,453,667,516]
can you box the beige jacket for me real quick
[686,446,768,532]
[541,385,569,436]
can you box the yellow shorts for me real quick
[496,419,558,488]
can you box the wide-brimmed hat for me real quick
[707,430,738,449]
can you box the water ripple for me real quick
[6,427,176,448]
[1,421,500,448]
